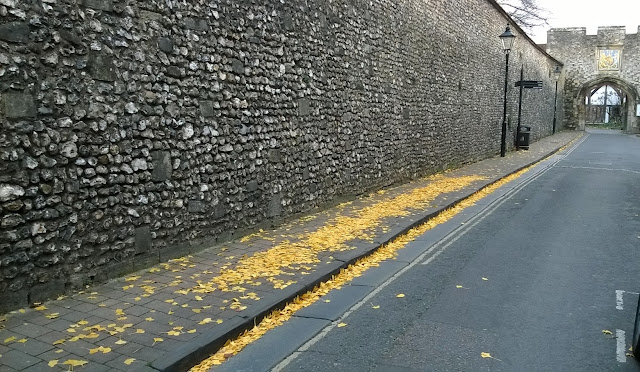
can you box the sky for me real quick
[526,0,640,44]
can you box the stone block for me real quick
[184,18,209,31]
[199,100,215,117]
[90,54,116,82]
[0,22,29,43]
[267,194,282,217]
[231,58,244,74]
[135,225,152,254]
[282,13,294,31]
[246,180,259,192]
[29,279,65,304]
[140,10,163,21]
[151,151,172,182]
[157,37,174,53]
[403,107,410,119]
[0,289,28,313]
[2,94,36,119]
[188,200,205,213]
[268,149,282,163]
[166,66,184,78]
[213,204,227,219]
[82,0,113,11]
[298,98,310,116]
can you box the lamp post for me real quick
[499,25,516,157]
[552,65,561,134]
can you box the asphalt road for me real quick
[219,129,640,372]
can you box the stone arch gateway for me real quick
[576,77,638,130]
[547,26,640,132]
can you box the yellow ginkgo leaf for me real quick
[135,329,145,334]
[396,294,405,298]
[195,296,203,301]
[115,339,127,345]
[456,285,464,288]
[216,319,223,324]
[167,330,181,336]
[45,313,60,319]
[145,317,154,322]
[4,336,16,344]
[337,322,347,328]
[187,329,197,334]
[34,305,48,311]
[481,352,492,358]
[324,299,331,303]
[48,360,58,367]
[372,305,380,309]
[602,330,613,335]
[153,338,164,345]
[124,358,136,365]
[192,308,202,313]
[17,338,27,344]
[115,309,125,316]
[77,320,88,325]
[199,318,212,325]
[62,359,88,367]
[168,310,174,315]
[482,277,489,281]
[53,339,66,345]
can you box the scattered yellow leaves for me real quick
[4,336,16,344]
[190,168,537,371]
[481,352,502,361]
[125,275,140,282]
[45,312,59,319]
[396,294,405,298]
[62,359,88,368]
[89,346,111,354]
[115,309,125,316]
[199,318,212,325]
[124,358,136,365]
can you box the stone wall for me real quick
[0,0,562,311]
[547,27,640,131]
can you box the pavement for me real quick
[0,131,581,372]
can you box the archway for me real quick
[575,77,638,132]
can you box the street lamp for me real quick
[552,65,562,134]
[499,25,516,157]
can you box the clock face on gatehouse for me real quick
[598,49,620,71]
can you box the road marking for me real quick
[272,136,588,371]
[616,329,626,363]
[557,165,640,175]
[616,290,624,310]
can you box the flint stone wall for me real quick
[0,0,562,312]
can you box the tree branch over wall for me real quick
[498,0,550,30]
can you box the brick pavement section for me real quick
[0,132,580,372]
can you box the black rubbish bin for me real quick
[517,126,531,150]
